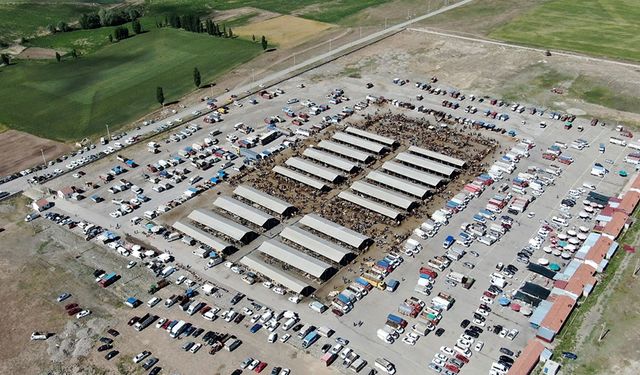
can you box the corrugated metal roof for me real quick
[382,161,443,187]
[298,213,370,249]
[187,209,255,243]
[317,140,373,163]
[338,191,402,220]
[332,132,387,154]
[528,300,553,328]
[564,264,597,298]
[540,295,576,334]
[603,211,627,239]
[258,240,334,279]
[366,171,430,199]
[214,196,278,229]
[351,180,416,210]
[303,148,358,172]
[172,221,233,252]
[408,145,466,168]
[240,253,311,294]
[233,185,295,216]
[280,226,354,264]
[619,191,640,214]
[585,236,614,268]
[507,339,545,375]
[273,165,328,190]
[395,152,457,177]
[285,157,342,182]
[344,127,396,146]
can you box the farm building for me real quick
[303,148,359,173]
[213,196,279,229]
[298,213,371,250]
[187,209,257,244]
[338,191,402,220]
[240,253,313,295]
[257,240,336,280]
[171,221,234,254]
[233,185,296,216]
[332,132,388,154]
[407,146,466,168]
[343,126,397,147]
[381,161,444,187]
[350,180,417,210]
[285,157,343,183]
[279,226,355,265]
[273,165,329,190]
[366,171,430,199]
[395,152,457,178]
[317,140,374,163]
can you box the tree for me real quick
[252,34,256,43]
[156,87,165,106]
[57,21,69,32]
[193,67,201,88]
[228,27,233,38]
[47,24,56,34]
[55,52,61,62]
[132,19,141,34]
[108,34,113,43]
[70,49,78,59]
[261,35,268,50]
[113,26,129,41]
[0,53,10,65]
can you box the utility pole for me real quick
[384,17,388,29]
[105,124,111,140]
[633,258,640,277]
[598,322,609,342]
[40,149,47,166]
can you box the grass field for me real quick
[490,0,640,62]
[0,29,260,140]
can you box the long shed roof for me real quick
[214,196,278,229]
[338,191,402,220]
[298,213,371,249]
[382,161,444,187]
[280,226,354,264]
[172,221,233,252]
[233,185,295,216]
[395,152,457,177]
[344,127,397,147]
[366,171,430,199]
[317,140,373,163]
[273,165,328,190]
[332,132,387,154]
[187,209,256,243]
[240,253,312,295]
[351,180,416,210]
[303,148,358,173]
[408,146,466,168]
[258,240,334,279]
[285,157,342,182]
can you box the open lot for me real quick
[235,15,334,48]
[0,130,71,176]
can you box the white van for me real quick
[282,317,297,331]
[582,182,596,190]
[551,216,568,227]
[147,297,161,308]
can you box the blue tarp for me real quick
[209,177,219,184]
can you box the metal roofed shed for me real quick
[273,165,328,190]
[214,196,279,229]
[395,152,457,178]
[187,209,257,244]
[344,127,397,147]
[258,240,336,280]
[317,140,373,163]
[382,161,444,187]
[240,253,313,295]
[407,146,466,168]
[351,180,417,210]
[233,185,296,216]
[366,171,430,199]
[172,221,234,254]
[298,213,371,250]
[285,157,343,182]
[338,191,402,220]
[332,132,388,154]
[303,148,358,173]
[280,226,355,265]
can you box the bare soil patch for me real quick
[212,6,279,24]
[16,46,61,60]
[0,130,71,176]
[235,15,334,49]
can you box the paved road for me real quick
[1,0,473,197]
[408,27,640,70]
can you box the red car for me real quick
[67,307,81,316]
[65,303,78,311]
[483,291,496,298]
[161,320,172,330]
[445,364,460,374]
[200,306,211,315]
[254,362,268,373]
[455,353,470,364]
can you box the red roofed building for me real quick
[563,264,597,299]
[537,295,576,342]
[602,211,628,240]
[630,175,640,194]
[618,191,640,215]
[585,236,614,271]
[507,339,546,375]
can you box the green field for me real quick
[490,0,640,62]
[0,29,260,140]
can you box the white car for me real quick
[331,344,343,355]
[456,339,471,349]
[474,341,484,352]
[475,308,489,317]
[481,296,494,304]
[473,318,486,327]
[155,318,166,328]
[242,307,253,315]
[460,334,474,343]
[507,329,519,340]
[434,353,447,362]
[402,336,416,346]
[440,346,455,356]
[175,275,186,285]
[76,310,91,319]
[499,329,508,338]
[262,281,273,289]
[248,359,260,370]
[432,358,446,367]
[280,333,291,343]
[272,286,286,295]
[189,343,202,353]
